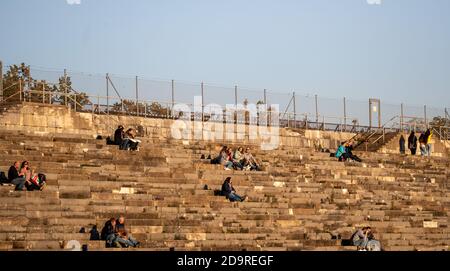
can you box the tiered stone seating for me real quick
[0,120,449,251]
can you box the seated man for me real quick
[221,177,247,202]
[101,218,119,248]
[242,148,260,171]
[115,215,140,248]
[345,142,362,162]
[9,161,29,191]
[114,125,125,147]
[6,161,20,184]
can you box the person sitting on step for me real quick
[101,218,119,248]
[242,148,260,171]
[223,147,234,171]
[9,161,30,191]
[344,141,362,162]
[221,177,247,202]
[7,161,20,186]
[211,146,227,165]
[115,215,140,248]
[114,125,125,147]
[25,172,47,191]
[351,226,370,250]
[335,142,347,161]
[124,128,141,151]
[232,147,244,170]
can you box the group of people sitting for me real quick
[0,161,46,191]
[113,125,141,151]
[211,146,261,171]
[399,129,433,156]
[334,140,362,163]
[351,226,382,251]
[100,215,140,248]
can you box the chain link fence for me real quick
[0,63,448,135]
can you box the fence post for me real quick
[97,95,100,114]
[234,85,238,110]
[400,103,404,132]
[74,93,77,112]
[293,91,296,128]
[19,79,22,101]
[315,94,319,126]
[64,69,68,106]
[106,73,109,115]
[135,76,139,117]
[424,105,427,129]
[171,79,175,119]
[201,82,204,122]
[42,81,45,104]
[0,60,3,101]
[343,97,347,132]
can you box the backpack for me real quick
[90,225,100,241]
[0,172,8,184]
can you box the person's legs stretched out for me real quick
[11,177,26,191]
[228,192,247,202]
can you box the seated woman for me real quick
[232,147,244,170]
[114,216,140,248]
[26,172,47,191]
[123,128,141,151]
[211,146,227,165]
[223,147,234,171]
[335,142,347,162]
[352,227,381,251]
[242,148,260,171]
[221,177,247,202]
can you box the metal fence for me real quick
[0,63,449,137]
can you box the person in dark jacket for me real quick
[221,177,247,202]
[101,218,118,247]
[114,125,125,146]
[10,161,28,191]
[344,142,362,162]
[7,161,20,183]
[399,135,406,154]
[407,131,418,155]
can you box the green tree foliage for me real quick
[2,63,30,101]
[2,63,90,107]
[111,99,170,117]
[429,116,450,129]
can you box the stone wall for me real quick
[0,103,356,150]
